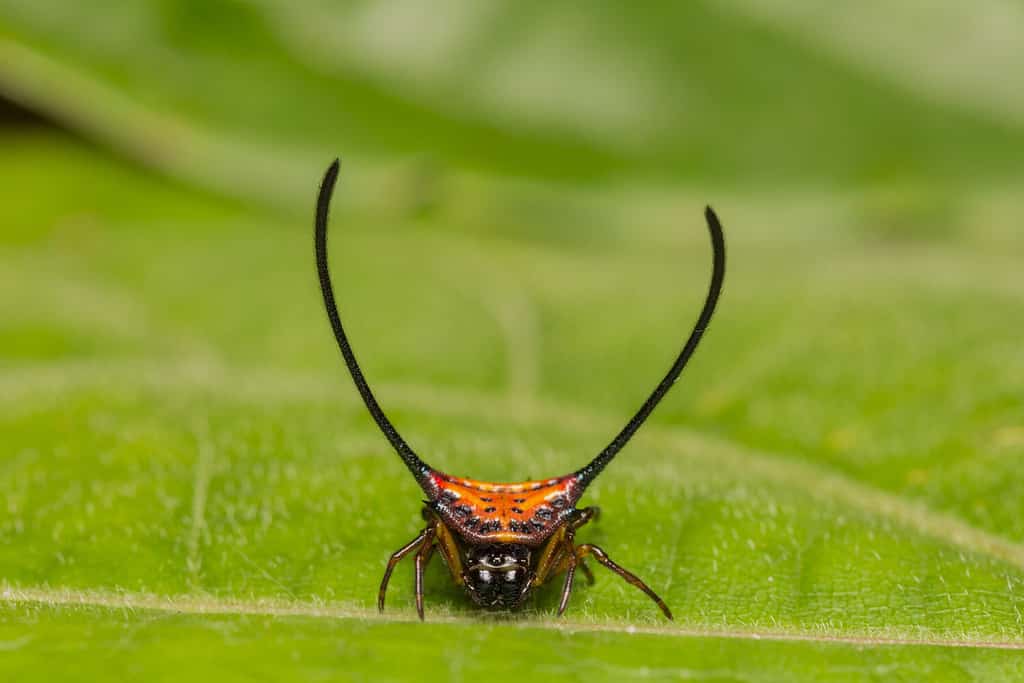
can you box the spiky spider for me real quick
[314,160,726,620]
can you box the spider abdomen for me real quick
[425,471,582,546]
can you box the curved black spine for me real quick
[575,207,726,490]
[315,159,432,484]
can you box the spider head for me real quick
[463,544,533,609]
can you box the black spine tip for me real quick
[575,204,727,490]
[314,158,432,487]
[322,158,340,184]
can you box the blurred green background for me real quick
[2,2,1023,681]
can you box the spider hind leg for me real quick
[575,543,672,620]
[539,507,672,620]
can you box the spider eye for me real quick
[504,570,518,582]
[477,570,492,583]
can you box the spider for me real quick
[314,160,726,620]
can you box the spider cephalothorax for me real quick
[314,159,726,620]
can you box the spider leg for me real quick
[431,519,466,586]
[553,525,585,617]
[532,508,599,590]
[555,543,578,617]
[565,508,599,585]
[527,526,570,593]
[529,508,599,610]
[578,558,595,585]
[544,540,593,585]
[378,526,432,613]
[413,526,438,620]
[569,506,601,531]
[576,543,672,620]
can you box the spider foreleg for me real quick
[378,526,432,613]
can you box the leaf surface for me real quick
[1,3,1024,679]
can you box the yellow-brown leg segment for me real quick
[530,507,600,596]
[576,543,673,620]
[530,527,568,588]
[431,517,466,587]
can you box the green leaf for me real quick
[1,0,1023,212]
[2,2,1024,677]
[2,134,1024,679]
[4,601,1024,682]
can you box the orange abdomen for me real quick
[425,471,583,546]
